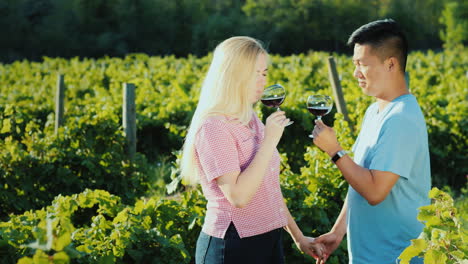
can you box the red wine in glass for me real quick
[307,106,332,117]
[261,97,285,107]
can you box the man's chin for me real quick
[361,87,372,96]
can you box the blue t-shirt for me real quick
[348,94,431,264]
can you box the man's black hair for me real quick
[347,19,408,72]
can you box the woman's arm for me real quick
[283,204,324,260]
[216,111,289,208]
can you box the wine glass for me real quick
[261,84,294,126]
[307,95,333,138]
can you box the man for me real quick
[312,19,431,264]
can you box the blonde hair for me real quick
[180,36,268,184]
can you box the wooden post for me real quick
[55,74,65,134]
[327,56,352,130]
[123,83,136,160]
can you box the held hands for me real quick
[264,111,290,146]
[312,120,341,156]
[295,236,326,262]
[313,232,343,264]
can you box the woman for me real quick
[180,36,323,264]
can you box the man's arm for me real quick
[314,197,348,263]
[312,120,399,205]
[334,156,399,205]
[330,197,347,238]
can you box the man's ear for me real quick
[386,57,398,72]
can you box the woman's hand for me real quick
[264,111,290,146]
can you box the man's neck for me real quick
[376,82,409,112]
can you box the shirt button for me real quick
[270,167,275,172]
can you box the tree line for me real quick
[0,0,466,63]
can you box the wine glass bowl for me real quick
[261,84,286,109]
[307,95,333,120]
[307,95,333,138]
[261,84,293,126]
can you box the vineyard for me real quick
[0,48,467,263]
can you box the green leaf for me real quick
[418,205,436,222]
[17,257,33,264]
[398,239,426,264]
[425,249,447,264]
[142,215,152,229]
[134,200,145,214]
[1,119,11,133]
[32,250,50,264]
[428,187,441,199]
[426,216,442,227]
[98,255,115,264]
[449,250,465,261]
[52,252,70,263]
[76,244,93,253]
[54,232,72,251]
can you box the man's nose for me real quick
[353,67,362,79]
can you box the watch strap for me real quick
[331,150,346,163]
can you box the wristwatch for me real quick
[331,150,347,163]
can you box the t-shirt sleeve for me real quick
[195,120,241,182]
[368,116,419,179]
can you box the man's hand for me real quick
[312,120,341,157]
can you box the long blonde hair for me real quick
[180,36,268,184]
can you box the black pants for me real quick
[195,223,285,264]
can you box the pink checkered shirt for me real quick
[194,113,288,239]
